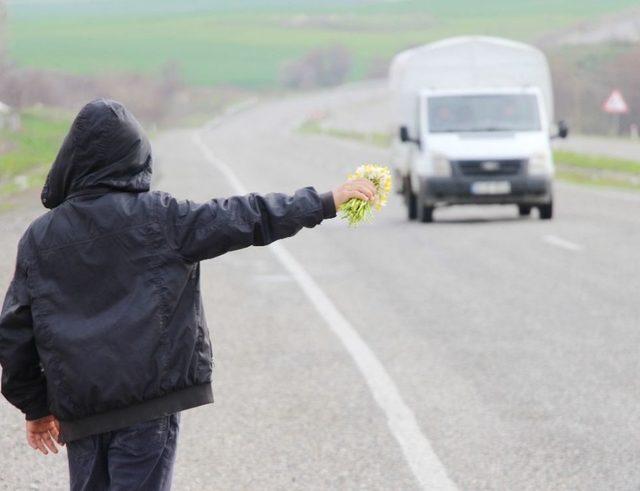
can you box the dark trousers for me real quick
[67,414,180,491]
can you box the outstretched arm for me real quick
[161,179,376,262]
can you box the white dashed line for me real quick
[193,124,457,491]
[543,234,584,252]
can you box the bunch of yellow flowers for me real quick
[339,164,392,227]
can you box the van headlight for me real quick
[432,153,451,177]
[528,153,553,176]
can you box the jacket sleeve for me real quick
[0,239,49,421]
[159,187,336,262]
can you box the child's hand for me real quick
[333,178,377,209]
[26,415,63,455]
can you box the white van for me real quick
[390,36,568,222]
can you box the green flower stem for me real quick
[339,198,373,227]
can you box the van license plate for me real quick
[471,181,511,195]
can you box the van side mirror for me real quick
[557,120,569,139]
[399,126,420,146]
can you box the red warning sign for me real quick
[602,90,629,114]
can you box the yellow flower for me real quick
[339,164,392,226]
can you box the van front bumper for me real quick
[420,175,552,206]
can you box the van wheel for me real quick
[539,201,553,220]
[418,204,434,223]
[405,186,417,220]
[518,205,531,216]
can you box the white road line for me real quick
[193,129,457,491]
[543,234,584,252]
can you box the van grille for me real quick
[454,159,524,177]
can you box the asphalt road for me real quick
[2,84,640,490]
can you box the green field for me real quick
[7,0,639,88]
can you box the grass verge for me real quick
[553,150,640,191]
[0,107,71,201]
[299,119,391,147]
[553,150,640,175]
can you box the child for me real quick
[0,99,376,490]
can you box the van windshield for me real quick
[427,94,541,133]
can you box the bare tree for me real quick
[0,0,6,65]
[281,45,353,89]
[549,45,640,135]
[606,47,640,135]
[365,56,391,80]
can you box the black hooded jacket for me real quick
[0,99,335,442]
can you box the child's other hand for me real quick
[26,415,63,455]
[333,179,377,209]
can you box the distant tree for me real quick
[606,47,640,135]
[158,61,183,99]
[281,45,353,89]
[552,46,640,135]
[365,56,391,80]
[548,49,621,135]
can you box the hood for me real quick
[41,99,152,209]
[425,131,548,160]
